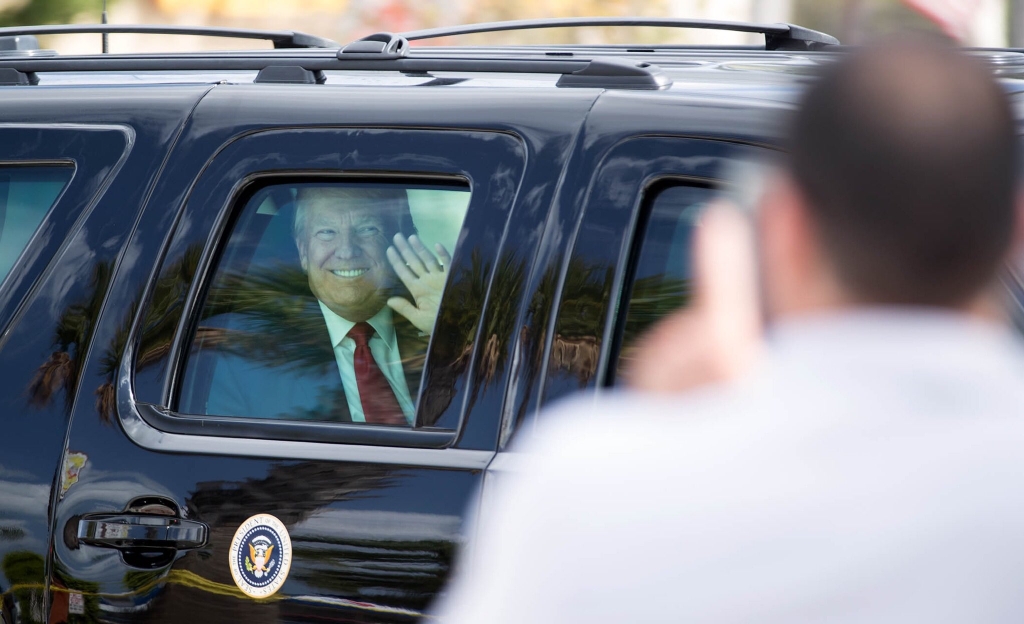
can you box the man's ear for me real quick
[1010,190,1024,262]
[296,239,308,273]
[757,174,831,315]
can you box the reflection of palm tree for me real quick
[133,243,205,372]
[195,263,337,374]
[26,244,209,424]
[0,526,25,541]
[97,245,204,422]
[387,247,525,425]
[50,557,102,624]
[546,257,613,388]
[3,551,45,624]
[28,260,114,416]
[290,536,454,608]
[442,249,527,391]
[123,569,166,593]
[550,256,611,341]
[434,250,616,431]
[5,551,102,624]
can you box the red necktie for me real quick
[347,322,407,426]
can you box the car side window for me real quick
[612,184,713,379]
[0,166,73,285]
[177,180,470,426]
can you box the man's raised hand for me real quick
[625,201,762,392]
[386,234,452,334]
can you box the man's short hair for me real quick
[292,185,417,245]
[788,36,1019,306]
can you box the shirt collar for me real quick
[763,307,1024,376]
[318,301,398,351]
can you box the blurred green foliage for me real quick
[0,0,103,28]
[3,551,45,623]
[792,0,943,42]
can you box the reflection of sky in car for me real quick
[0,168,73,284]
[407,189,470,256]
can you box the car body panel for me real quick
[43,85,602,623]
[0,86,212,624]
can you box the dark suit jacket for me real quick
[192,297,427,423]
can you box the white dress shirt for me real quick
[435,310,1024,623]
[318,301,415,424]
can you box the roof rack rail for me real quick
[0,53,675,90]
[0,24,338,49]
[400,17,839,51]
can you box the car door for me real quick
[47,81,598,623]
[0,126,128,624]
[0,84,212,624]
[546,136,764,401]
[470,93,784,550]
[503,91,785,439]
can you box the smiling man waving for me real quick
[201,184,449,425]
[292,186,449,425]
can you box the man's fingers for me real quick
[694,202,761,351]
[625,310,713,392]
[623,200,763,393]
[435,243,452,268]
[387,246,419,287]
[409,235,443,272]
[387,297,431,334]
[387,296,419,322]
[393,234,429,276]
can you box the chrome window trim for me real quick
[118,344,493,469]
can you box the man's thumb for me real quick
[387,296,418,321]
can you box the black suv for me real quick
[0,16,977,624]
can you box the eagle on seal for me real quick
[248,536,275,578]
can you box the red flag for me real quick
[902,0,982,40]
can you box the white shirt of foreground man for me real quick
[436,312,1024,622]
[434,37,1024,622]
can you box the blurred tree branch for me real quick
[792,0,944,43]
[460,0,672,44]
[0,0,103,28]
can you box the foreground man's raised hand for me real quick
[625,201,763,392]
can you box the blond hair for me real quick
[292,185,415,245]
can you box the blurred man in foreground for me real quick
[435,37,1024,622]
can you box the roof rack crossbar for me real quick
[0,54,669,88]
[0,25,338,49]
[0,56,590,74]
[400,17,838,51]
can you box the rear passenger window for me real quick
[614,184,712,377]
[0,166,73,284]
[177,180,470,426]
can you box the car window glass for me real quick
[614,185,712,378]
[177,181,470,427]
[0,166,73,284]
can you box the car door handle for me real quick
[77,514,208,550]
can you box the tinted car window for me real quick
[614,184,712,377]
[0,166,73,284]
[177,180,470,425]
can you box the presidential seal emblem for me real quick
[228,514,292,598]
